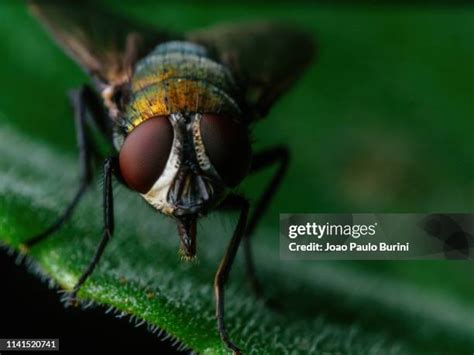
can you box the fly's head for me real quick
[118,112,251,258]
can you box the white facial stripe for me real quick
[140,113,224,216]
[192,114,212,170]
[192,114,223,181]
[141,116,181,215]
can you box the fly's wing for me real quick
[187,22,315,119]
[29,0,176,88]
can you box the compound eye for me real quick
[200,114,251,187]
[119,116,173,193]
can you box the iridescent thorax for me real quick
[120,41,242,135]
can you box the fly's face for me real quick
[118,112,251,234]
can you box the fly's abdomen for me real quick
[124,41,241,132]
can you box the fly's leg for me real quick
[215,194,249,355]
[244,146,289,302]
[67,157,115,304]
[22,85,110,250]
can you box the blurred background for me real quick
[0,1,472,354]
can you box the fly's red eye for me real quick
[200,114,251,187]
[119,116,173,193]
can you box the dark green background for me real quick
[0,2,473,354]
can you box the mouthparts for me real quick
[177,215,197,260]
[169,167,223,216]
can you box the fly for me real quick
[24,1,315,353]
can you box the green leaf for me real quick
[1,3,473,354]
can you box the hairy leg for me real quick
[68,157,115,303]
[214,194,249,354]
[23,85,110,249]
[243,146,290,299]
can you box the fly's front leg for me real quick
[22,85,109,250]
[67,157,115,304]
[244,146,289,301]
[215,194,249,354]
